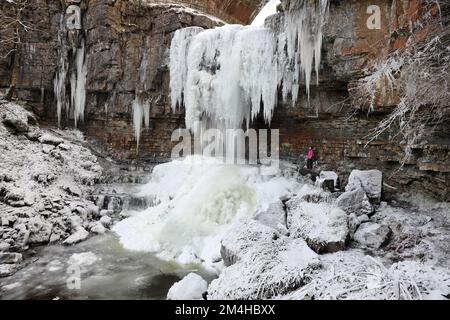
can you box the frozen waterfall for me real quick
[169,0,329,131]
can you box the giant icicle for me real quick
[54,31,88,128]
[169,0,329,131]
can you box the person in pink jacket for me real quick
[307,146,315,169]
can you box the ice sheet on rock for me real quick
[167,273,207,300]
[286,201,349,253]
[208,236,320,300]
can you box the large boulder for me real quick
[286,201,349,253]
[220,219,279,266]
[336,189,373,216]
[208,237,320,300]
[167,273,207,300]
[353,222,392,249]
[345,170,383,203]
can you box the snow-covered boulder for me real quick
[63,227,89,245]
[353,222,392,249]
[167,273,207,300]
[336,189,373,216]
[99,215,112,227]
[286,202,349,253]
[208,237,320,299]
[90,222,106,234]
[254,201,288,235]
[2,112,30,133]
[220,219,279,266]
[346,170,383,203]
[28,216,53,244]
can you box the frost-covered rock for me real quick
[287,202,349,253]
[254,201,288,235]
[28,217,52,244]
[0,101,103,251]
[346,170,383,203]
[63,227,89,245]
[99,215,112,227]
[336,189,373,216]
[316,171,339,192]
[38,133,63,146]
[220,219,279,266]
[167,273,208,300]
[0,253,23,264]
[90,222,106,234]
[353,222,392,249]
[348,213,370,237]
[2,112,29,133]
[208,237,320,299]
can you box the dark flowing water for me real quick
[0,234,214,300]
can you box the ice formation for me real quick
[54,37,88,128]
[132,96,151,151]
[169,0,329,131]
[112,156,301,271]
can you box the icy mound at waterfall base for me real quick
[112,156,302,268]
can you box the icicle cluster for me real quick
[53,36,88,128]
[169,0,329,131]
[132,96,151,151]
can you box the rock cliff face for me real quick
[0,0,449,200]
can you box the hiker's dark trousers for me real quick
[307,159,313,169]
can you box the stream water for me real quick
[0,233,214,300]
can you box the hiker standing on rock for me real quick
[307,146,315,169]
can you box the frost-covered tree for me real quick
[357,0,450,165]
[0,0,37,100]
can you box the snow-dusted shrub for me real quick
[284,251,450,300]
